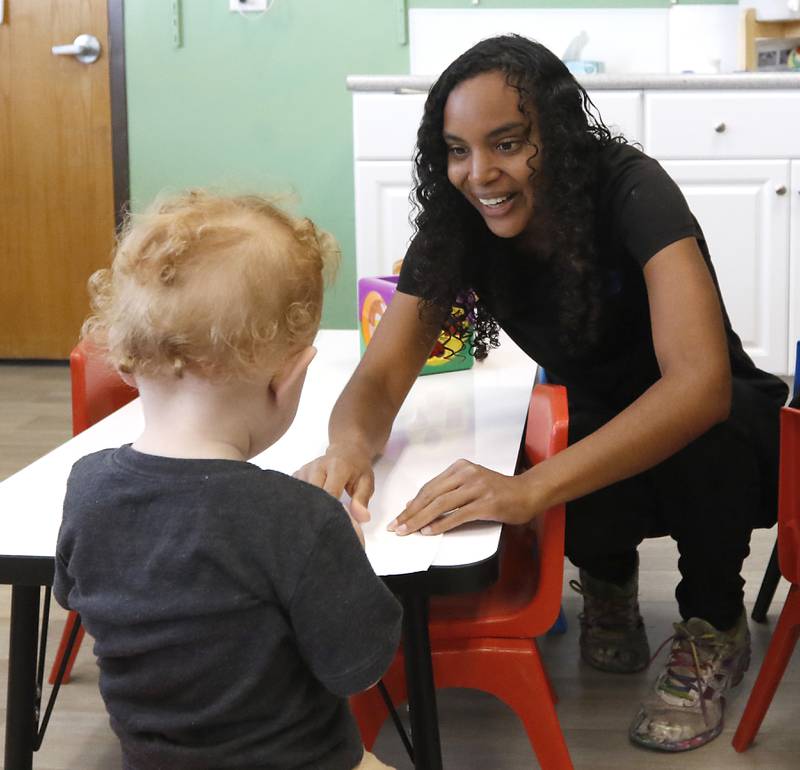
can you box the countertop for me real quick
[347,72,800,92]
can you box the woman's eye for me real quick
[448,146,467,157]
[497,140,520,152]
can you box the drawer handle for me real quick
[714,122,726,133]
[776,185,787,196]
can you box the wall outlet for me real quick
[229,0,268,11]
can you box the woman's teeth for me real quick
[479,194,512,207]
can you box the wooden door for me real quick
[0,0,116,359]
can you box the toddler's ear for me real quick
[270,346,317,402]
[117,369,137,389]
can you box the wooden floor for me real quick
[0,363,797,769]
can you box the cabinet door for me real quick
[791,160,800,379]
[661,159,791,374]
[355,160,415,279]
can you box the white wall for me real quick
[409,6,741,76]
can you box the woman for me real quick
[297,35,788,752]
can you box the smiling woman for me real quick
[295,34,789,756]
[408,36,618,363]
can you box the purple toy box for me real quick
[358,275,473,375]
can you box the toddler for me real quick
[54,191,402,770]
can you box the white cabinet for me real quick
[353,93,425,161]
[352,87,799,373]
[588,90,644,146]
[660,160,791,373]
[644,91,800,160]
[353,92,421,277]
[647,91,800,373]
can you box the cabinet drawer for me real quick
[355,90,645,159]
[353,92,427,160]
[645,91,800,159]
[587,90,643,147]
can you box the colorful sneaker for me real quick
[629,610,751,752]
[571,560,650,674]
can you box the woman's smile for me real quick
[475,191,518,216]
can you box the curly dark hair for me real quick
[409,34,624,359]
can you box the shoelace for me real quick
[569,579,638,629]
[648,628,722,727]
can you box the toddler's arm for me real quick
[289,513,402,697]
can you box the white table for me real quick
[0,329,536,770]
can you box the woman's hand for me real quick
[388,459,544,535]
[294,444,374,523]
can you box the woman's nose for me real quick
[469,151,499,184]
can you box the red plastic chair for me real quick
[751,340,799,623]
[48,338,138,685]
[733,406,800,751]
[350,383,573,769]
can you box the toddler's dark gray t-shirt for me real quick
[54,445,402,770]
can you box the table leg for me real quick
[401,592,442,770]
[5,585,40,770]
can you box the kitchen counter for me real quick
[347,72,800,92]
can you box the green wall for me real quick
[125,1,409,328]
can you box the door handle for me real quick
[51,34,101,64]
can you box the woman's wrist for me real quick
[517,463,562,521]
[326,436,374,464]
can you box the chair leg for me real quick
[349,655,408,750]
[733,585,800,752]
[752,541,781,623]
[48,611,85,685]
[432,638,573,770]
[540,652,559,705]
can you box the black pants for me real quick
[560,379,784,631]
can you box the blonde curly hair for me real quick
[84,190,340,380]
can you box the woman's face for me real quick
[443,70,542,240]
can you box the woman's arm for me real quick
[391,236,732,534]
[295,291,440,517]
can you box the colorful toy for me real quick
[358,275,473,375]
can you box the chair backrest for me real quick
[521,383,569,627]
[778,406,800,584]
[428,383,569,639]
[476,384,568,626]
[70,338,138,435]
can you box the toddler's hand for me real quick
[294,444,374,522]
[348,510,366,548]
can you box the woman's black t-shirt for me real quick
[398,141,788,414]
